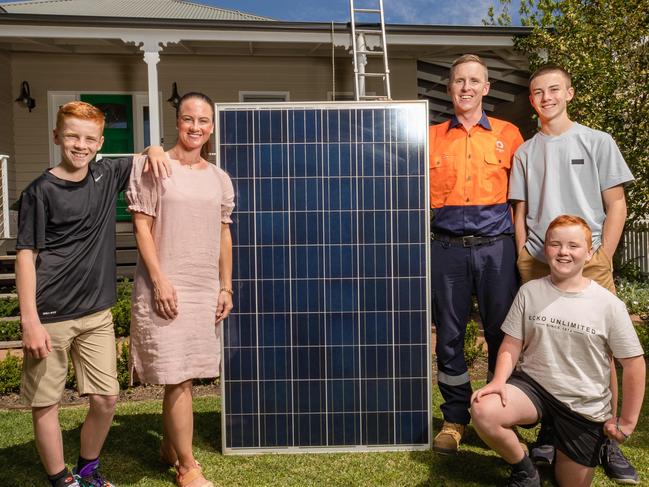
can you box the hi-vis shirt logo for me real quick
[495,140,505,153]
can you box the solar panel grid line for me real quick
[286,110,296,449]
[251,112,262,448]
[388,107,398,444]
[354,109,364,446]
[322,108,331,446]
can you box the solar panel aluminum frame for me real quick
[216,100,432,454]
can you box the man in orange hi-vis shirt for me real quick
[429,54,524,455]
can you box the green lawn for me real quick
[0,385,647,487]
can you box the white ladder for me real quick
[349,0,392,101]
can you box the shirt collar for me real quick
[449,111,492,131]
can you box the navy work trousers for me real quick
[431,235,518,424]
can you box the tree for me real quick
[486,0,649,224]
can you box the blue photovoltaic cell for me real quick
[218,102,430,453]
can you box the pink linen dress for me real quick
[126,155,235,384]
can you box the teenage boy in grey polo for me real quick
[509,64,637,484]
[510,123,633,284]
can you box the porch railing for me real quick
[0,155,10,239]
[621,220,649,276]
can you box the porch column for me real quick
[121,35,179,148]
[142,49,162,146]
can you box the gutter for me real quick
[0,12,533,36]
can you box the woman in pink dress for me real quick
[126,92,234,487]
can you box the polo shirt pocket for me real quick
[430,152,457,206]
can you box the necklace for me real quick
[170,151,201,169]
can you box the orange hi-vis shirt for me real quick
[429,114,523,236]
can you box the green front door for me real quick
[80,94,134,222]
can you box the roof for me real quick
[0,0,273,21]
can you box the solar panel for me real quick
[217,101,431,453]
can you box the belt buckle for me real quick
[462,235,475,247]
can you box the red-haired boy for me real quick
[470,215,645,487]
[16,101,168,487]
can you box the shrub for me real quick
[0,352,22,394]
[464,319,484,368]
[0,296,19,318]
[616,278,649,319]
[0,320,21,341]
[116,339,131,389]
[112,278,133,338]
[65,355,77,390]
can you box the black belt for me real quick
[431,232,511,247]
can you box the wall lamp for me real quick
[15,81,36,112]
[167,82,181,108]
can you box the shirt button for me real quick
[467,176,472,181]
[465,197,470,202]
[468,154,471,159]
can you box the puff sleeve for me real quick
[126,155,158,217]
[218,168,235,224]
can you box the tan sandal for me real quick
[175,461,214,487]
[160,438,179,468]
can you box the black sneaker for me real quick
[601,439,639,485]
[53,473,81,487]
[507,467,541,487]
[529,422,555,465]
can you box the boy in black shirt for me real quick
[16,101,168,487]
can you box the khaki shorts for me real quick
[21,308,119,407]
[517,246,615,294]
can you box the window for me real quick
[239,91,290,103]
[327,91,376,101]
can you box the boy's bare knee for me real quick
[471,398,504,430]
[89,394,118,414]
[32,403,59,420]
[470,401,490,428]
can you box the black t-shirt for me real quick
[16,157,132,323]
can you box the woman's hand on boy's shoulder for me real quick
[143,146,171,178]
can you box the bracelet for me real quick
[616,418,631,440]
[220,287,234,296]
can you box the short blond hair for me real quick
[449,54,489,82]
[529,63,572,91]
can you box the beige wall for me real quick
[0,51,15,200]
[9,51,417,195]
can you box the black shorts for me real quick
[508,371,606,467]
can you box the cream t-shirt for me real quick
[502,276,643,422]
